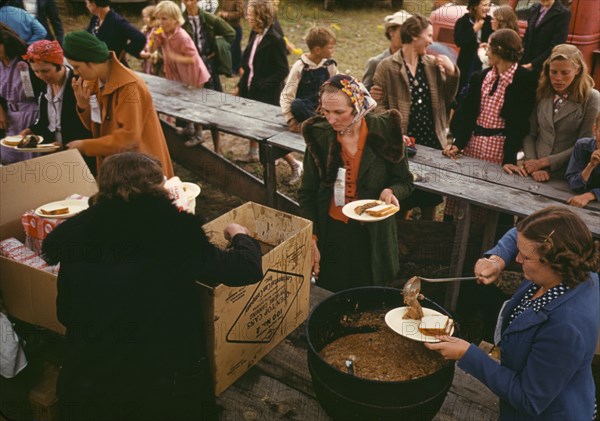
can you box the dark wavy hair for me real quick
[493,5,519,32]
[90,152,168,205]
[400,14,431,45]
[247,0,276,32]
[467,0,486,13]
[88,0,110,7]
[488,28,523,64]
[0,22,27,60]
[517,206,600,287]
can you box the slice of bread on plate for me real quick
[40,207,70,216]
[418,315,453,336]
[365,204,399,217]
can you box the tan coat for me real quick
[76,52,174,177]
[523,89,600,178]
[373,52,459,149]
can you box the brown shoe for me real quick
[184,135,204,147]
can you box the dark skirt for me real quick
[317,217,373,292]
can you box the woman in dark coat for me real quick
[42,152,263,421]
[237,0,288,107]
[235,0,300,176]
[298,74,414,292]
[521,0,571,73]
[85,0,146,66]
[454,0,493,95]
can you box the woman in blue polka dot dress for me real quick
[426,206,600,421]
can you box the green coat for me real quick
[298,109,414,285]
[182,9,235,75]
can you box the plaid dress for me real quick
[445,63,518,221]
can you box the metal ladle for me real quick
[402,276,478,297]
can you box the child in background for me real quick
[280,26,337,133]
[566,112,600,208]
[139,5,163,76]
[237,0,303,184]
[151,0,210,146]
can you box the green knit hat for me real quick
[63,31,110,63]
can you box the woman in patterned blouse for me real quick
[372,14,459,219]
[426,206,600,420]
[443,29,537,222]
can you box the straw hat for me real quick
[384,10,412,31]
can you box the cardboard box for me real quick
[0,150,97,334]
[199,202,312,395]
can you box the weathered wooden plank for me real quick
[411,146,600,211]
[152,91,283,141]
[446,202,473,311]
[139,73,288,125]
[435,368,499,421]
[410,163,600,236]
[309,285,333,311]
[267,131,306,154]
[217,370,331,421]
[162,123,299,214]
[255,338,315,398]
[480,211,500,254]
[435,392,498,421]
[448,367,499,411]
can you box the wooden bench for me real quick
[140,73,600,309]
[409,146,600,211]
[139,73,300,212]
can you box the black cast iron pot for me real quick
[306,286,457,421]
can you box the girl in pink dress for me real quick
[151,1,210,145]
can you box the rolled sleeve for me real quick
[565,138,593,193]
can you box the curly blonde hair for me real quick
[517,206,600,287]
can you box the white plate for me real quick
[0,135,24,147]
[1,136,59,152]
[385,307,455,343]
[34,199,89,219]
[342,199,400,222]
[182,182,201,199]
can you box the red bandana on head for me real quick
[22,40,64,65]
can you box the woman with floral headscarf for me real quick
[298,74,414,292]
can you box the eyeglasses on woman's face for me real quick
[516,248,542,263]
